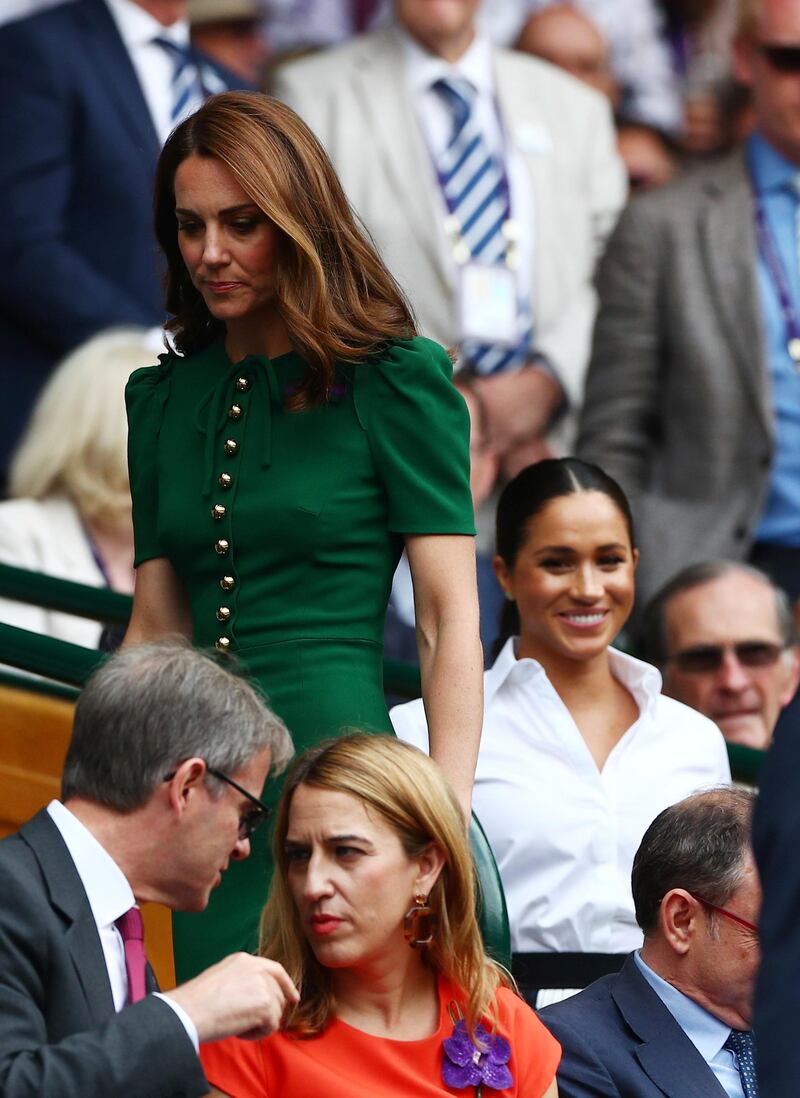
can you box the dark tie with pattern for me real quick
[724,1029,759,1098]
[116,906,147,1005]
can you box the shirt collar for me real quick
[400,25,495,101]
[485,637,662,716]
[47,800,136,930]
[104,0,189,50]
[747,129,800,195]
[634,951,733,1065]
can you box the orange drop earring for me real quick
[403,892,437,949]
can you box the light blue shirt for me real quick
[634,952,744,1098]
[747,131,800,546]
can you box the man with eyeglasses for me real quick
[578,0,800,612]
[0,640,297,1098]
[541,788,761,1098]
[642,561,800,751]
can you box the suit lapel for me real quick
[353,28,453,293]
[76,0,160,157]
[21,811,116,1024]
[700,152,772,439]
[612,957,729,1098]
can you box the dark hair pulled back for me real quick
[493,458,635,657]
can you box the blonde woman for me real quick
[0,328,147,648]
[201,734,560,1098]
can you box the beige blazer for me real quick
[273,27,627,442]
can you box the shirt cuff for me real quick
[153,992,199,1051]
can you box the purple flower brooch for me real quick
[442,1007,513,1095]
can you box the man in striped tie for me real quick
[274,0,627,516]
[0,0,247,483]
[0,642,297,1097]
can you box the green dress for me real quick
[125,336,474,980]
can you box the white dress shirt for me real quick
[391,638,731,954]
[401,28,536,339]
[104,0,191,145]
[46,800,198,1048]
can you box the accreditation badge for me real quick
[458,264,518,345]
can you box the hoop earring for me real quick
[403,893,437,949]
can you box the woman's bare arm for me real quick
[405,534,483,819]
[122,557,192,646]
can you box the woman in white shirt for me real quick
[391,458,731,1005]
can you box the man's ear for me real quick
[732,33,756,88]
[165,757,207,816]
[780,645,800,707]
[659,888,701,956]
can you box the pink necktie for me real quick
[115,907,147,1004]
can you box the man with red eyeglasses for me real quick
[578,0,800,613]
[540,789,760,1098]
[642,560,800,751]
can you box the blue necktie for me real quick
[724,1029,759,1098]
[432,76,531,376]
[153,37,205,127]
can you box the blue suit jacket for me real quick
[0,0,242,468]
[539,955,729,1098]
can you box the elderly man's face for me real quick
[734,0,800,164]
[662,572,799,749]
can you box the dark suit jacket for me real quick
[539,955,729,1097]
[0,0,242,469]
[753,721,800,1097]
[0,809,208,1097]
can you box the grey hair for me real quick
[632,788,755,936]
[642,560,796,666]
[61,639,294,810]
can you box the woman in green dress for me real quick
[123,92,483,980]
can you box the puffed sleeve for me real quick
[199,1036,267,1097]
[125,356,172,567]
[357,338,475,535]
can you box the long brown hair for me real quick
[153,92,416,406]
[260,735,510,1037]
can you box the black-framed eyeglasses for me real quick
[758,43,800,73]
[689,893,759,938]
[163,764,271,840]
[669,641,784,674]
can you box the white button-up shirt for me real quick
[391,638,731,953]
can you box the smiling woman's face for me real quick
[494,490,638,666]
[284,785,434,972]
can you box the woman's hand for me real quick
[122,557,193,646]
[405,534,483,820]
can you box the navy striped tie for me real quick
[153,37,206,127]
[432,76,532,375]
